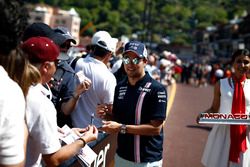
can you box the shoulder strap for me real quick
[70,57,81,70]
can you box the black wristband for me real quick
[78,138,86,147]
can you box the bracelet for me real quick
[77,138,86,147]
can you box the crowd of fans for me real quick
[2,1,247,167]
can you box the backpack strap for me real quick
[70,57,81,70]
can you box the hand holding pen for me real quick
[96,103,113,121]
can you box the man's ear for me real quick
[40,61,50,74]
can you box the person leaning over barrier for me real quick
[22,23,91,128]
[21,37,98,167]
[50,26,91,127]
[97,41,167,167]
[70,31,117,148]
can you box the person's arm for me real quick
[62,79,91,115]
[96,104,113,121]
[196,80,221,123]
[60,93,79,115]
[100,119,164,136]
[204,80,221,113]
[0,163,24,167]
[42,126,98,167]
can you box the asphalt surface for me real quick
[162,83,214,167]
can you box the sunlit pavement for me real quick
[163,83,214,167]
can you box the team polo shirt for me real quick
[113,72,167,163]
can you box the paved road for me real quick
[162,83,214,167]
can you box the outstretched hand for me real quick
[96,103,113,121]
[80,126,98,143]
[100,121,121,134]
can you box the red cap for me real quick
[21,36,59,63]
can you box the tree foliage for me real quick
[23,0,250,47]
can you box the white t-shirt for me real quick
[0,66,25,165]
[25,84,61,167]
[111,59,122,73]
[72,56,116,128]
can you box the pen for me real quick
[91,113,94,126]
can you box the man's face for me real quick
[60,40,71,53]
[122,51,146,79]
[40,60,57,84]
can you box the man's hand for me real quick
[80,126,98,143]
[96,104,113,120]
[100,121,122,134]
[75,78,91,96]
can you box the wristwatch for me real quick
[120,124,127,134]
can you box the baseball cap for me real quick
[21,22,65,46]
[54,26,76,44]
[21,37,59,63]
[91,31,111,45]
[96,37,118,53]
[123,41,148,59]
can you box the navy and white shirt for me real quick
[113,72,167,163]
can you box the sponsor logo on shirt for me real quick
[138,86,151,93]
[118,86,127,99]
[157,91,167,103]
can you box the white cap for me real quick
[91,31,111,45]
[92,31,118,53]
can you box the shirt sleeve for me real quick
[149,84,168,120]
[102,75,117,104]
[60,72,77,102]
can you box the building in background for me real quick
[193,11,250,63]
[28,4,81,44]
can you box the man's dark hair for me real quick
[93,45,111,58]
[0,0,28,55]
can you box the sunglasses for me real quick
[122,56,142,65]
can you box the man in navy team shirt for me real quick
[97,41,167,167]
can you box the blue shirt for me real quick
[113,72,167,163]
[50,60,76,127]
